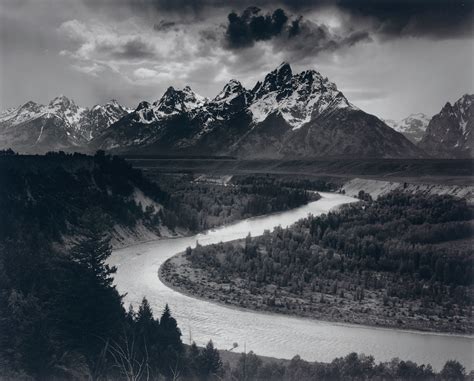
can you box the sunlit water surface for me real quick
[109,192,473,371]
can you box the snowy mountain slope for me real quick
[93,82,252,152]
[0,97,130,152]
[385,113,431,143]
[249,62,355,129]
[94,62,422,158]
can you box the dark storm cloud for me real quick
[81,0,323,14]
[338,0,474,39]
[222,6,371,55]
[288,16,302,38]
[80,0,473,40]
[272,18,372,59]
[225,7,289,48]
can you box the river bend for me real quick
[109,192,473,371]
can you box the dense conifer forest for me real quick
[167,192,473,333]
[143,173,320,232]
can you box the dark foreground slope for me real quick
[0,150,169,244]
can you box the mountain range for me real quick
[93,63,421,158]
[0,64,472,159]
[0,96,130,152]
[385,113,431,144]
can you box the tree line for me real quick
[149,173,319,232]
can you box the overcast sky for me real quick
[1,0,473,120]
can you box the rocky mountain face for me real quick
[0,96,129,153]
[418,94,473,158]
[385,113,431,143]
[94,63,422,158]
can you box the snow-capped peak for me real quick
[154,86,207,116]
[0,96,130,142]
[49,95,75,107]
[0,101,44,125]
[385,113,430,143]
[182,86,207,108]
[213,80,246,103]
[253,62,293,99]
[44,95,86,130]
[275,61,292,79]
[419,93,473,157]
[92,99,121,110]
[455,94,473,113]
[249,63,354,129]
[452,94,473,135]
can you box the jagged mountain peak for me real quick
[249,62,353,129]
[136,101,151,111]
[48,95,76,108]
[274,61,292,78]
[455,94,473,109]
[459,93,473,101]
[441,101,453,112]
[213,79,246,103]
[154,85,207,115]
[254,62,294,97]
[92,99,122,111]
[419,93,473,158]
[183,85,194,93]
[105,99,122,107]
[21,100,40,109]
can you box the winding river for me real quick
[109,192,473,371]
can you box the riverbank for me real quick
[159,246,473,335]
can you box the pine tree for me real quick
[187,341,201,377]
[71,211,116,287]
[63,211,124,376]
[135,297,160,350]
[159,304,182,351]
[137,298,154,325]
[198,340,222,380]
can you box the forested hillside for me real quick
[145,173,319,231]
[0,150,170,244]
[165,192,473,333]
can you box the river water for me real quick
[109,192,473,371]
